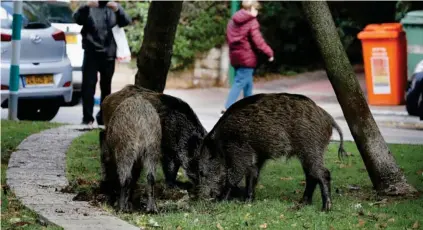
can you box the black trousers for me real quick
[81,51,115,124]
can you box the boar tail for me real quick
[331,118,347,161]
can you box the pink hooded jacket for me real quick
[226,9,274,68]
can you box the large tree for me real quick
[301,1,416,195]
[134,1,183,93]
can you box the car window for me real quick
[1,1,50,29]
[42,2,74,24]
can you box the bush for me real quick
[120,1,229,70]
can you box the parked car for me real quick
[405,59,423,120]
[37,0,83,106]
[1,1,72,121]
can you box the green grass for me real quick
[67,130,423,230]
[1,120,63,230]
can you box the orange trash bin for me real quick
[357,23,407,105]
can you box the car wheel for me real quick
[17,100,60,121]
[17,104,39,121]
[64,92,81,107]
[37,104,60,121]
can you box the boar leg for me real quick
[99,134,119,205]
[129,160,142,207]
[300,150,332,211]
[117,173,132,212]
[245,159,265,202]
[145,155,159,213]
[318,168,332,211]
[300,165,318,205]
[162,155,184,189]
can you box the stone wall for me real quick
[192,44,230,87]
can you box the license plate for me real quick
[25,75,54,85]
[65,34,77,44]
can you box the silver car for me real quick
[1,1,73,121]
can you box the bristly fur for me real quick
[197,93,345,212]
[102,94,162,213]
[100,84,207,197]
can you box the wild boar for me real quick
[102,94,162,213]
[100,85,207,193]
[197,93,346,211]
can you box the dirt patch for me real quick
[61,179,247,213]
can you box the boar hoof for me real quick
[300,197,312,205]
[321,200,332,212]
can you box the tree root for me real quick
[379,182,418,196]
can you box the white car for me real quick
[1,1,73,121]
[43,0,84,106]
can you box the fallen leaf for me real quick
[258,184,265,189]
[354,203,362,209]
[375,223,388,229]
[329,226,335,230]
[291,223,297,227]
[348,185,361,191]
[176,226,183,230]
[369,199,388,206]
[412,221,420,229]
[259,223,268,229]
[357,219,366,227]
[12,221,30,227]
[9,218,21,224]
[148,218,160,227]
[388,218,395,223]
[280,177,293,181]
[279,214,285,219]
[217,223,224,230]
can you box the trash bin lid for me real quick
[358,23,404,40]
[400,10,423,25]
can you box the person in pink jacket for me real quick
[222,0,274,116]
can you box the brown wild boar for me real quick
[100,85,207,202]
[196,93,346,211]
[102,94,162,213]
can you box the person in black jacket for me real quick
[73,0,131,126]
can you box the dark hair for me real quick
[98,0,109,7]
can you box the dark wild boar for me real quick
[197,93,346,211]
[100,85,207,193]
[102,94,162,213]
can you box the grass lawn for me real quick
[1,120,62,230]
[67,130,423,230]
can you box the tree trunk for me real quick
[301,1,416,195]
[134,1,183,93]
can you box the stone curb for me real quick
[6,125,139,230]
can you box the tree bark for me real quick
[134,1,183,93]
[301,1,416,195]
